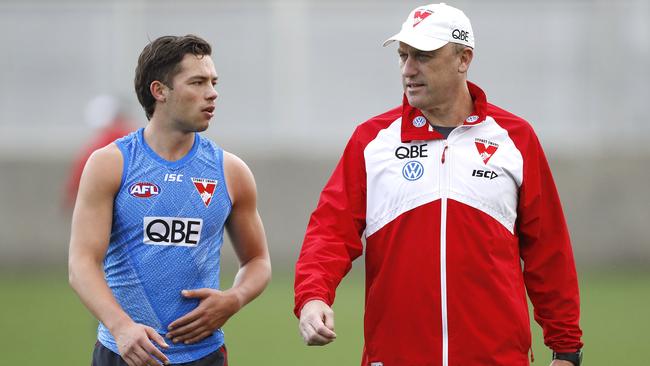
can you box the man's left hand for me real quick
[166,288,241,344]
[550,360,576,366]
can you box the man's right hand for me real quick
[298,299,337,346]
[114,321,170,366]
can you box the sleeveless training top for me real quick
[97,128,232,363]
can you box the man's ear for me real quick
[150,80,168,102]
[458,47,474,73]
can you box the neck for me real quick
[143,117,196,162]
[421,82,474,127]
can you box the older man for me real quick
[294,4,583,366]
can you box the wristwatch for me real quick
[552,350,583,366]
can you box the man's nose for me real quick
[207,86,218,100]
[401,56,417,77]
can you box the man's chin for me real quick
[192,119,211,132]
[180,121,210,133]
[406,95,425,109]
[195,123,209,132]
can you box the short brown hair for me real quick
[134,34,212,120]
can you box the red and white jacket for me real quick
[294,82,583,366]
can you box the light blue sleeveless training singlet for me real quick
[98,128,231,363]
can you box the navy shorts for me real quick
[92,341,228,366]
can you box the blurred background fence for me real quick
[1,0,648,270]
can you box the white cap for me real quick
[383,3,474,51]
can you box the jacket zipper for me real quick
[440,139,449,366]
[441,145,448,164]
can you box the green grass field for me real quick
[0,269,647,365]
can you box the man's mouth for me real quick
[406,82,425,90]
[201,106,215,118]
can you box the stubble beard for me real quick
[173,117,210,133]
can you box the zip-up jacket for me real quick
[294,82,583,366]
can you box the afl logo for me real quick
[129,182,160,198]
[412,116,427,128]
[402,161,424,181]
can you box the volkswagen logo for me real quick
[402,161,424,181]
[412,116,427,128]
[465,115,479,123]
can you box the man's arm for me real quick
[166,151,271,344]
[517,131,583,355]
[68,144,169,366]
[294,127,367,345]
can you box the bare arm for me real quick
[166,151,271,344]
[222,152,272,307]
[68,144,169,366]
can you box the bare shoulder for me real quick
[70,143,123,262]
[81,143,124,195]
[223,150,257,206]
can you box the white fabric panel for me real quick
[363,116,524,237]
[447,117,523,234]
[364,118,444,236]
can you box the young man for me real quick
[69,35,271,366]
[294,4,583,366]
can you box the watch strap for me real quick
[552,350,582,366]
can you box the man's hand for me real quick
[114,321,169,366]
[299,299,337,346]
[166,288,241,344]
[550,361,576,366]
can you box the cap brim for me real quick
[382,30,448,52]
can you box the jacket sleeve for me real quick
[293,127,366,317]
[517,130,584,353]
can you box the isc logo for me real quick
[164,173,183,182]
[143,217,203,247]
[129,182,160,198]
[472,169,498,180]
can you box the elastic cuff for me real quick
[295,296,330,318]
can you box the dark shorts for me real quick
[92,341,228,366]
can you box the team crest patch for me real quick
[129,182,160,198]
[191,177,218,207]
[413,9,433,27]
[475,138,499,164]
